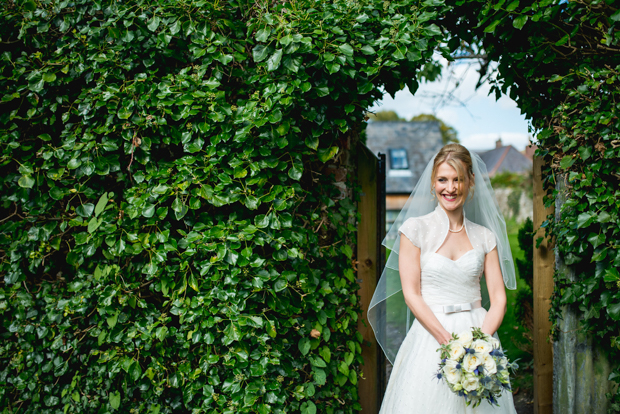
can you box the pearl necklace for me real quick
[449,223,464,233]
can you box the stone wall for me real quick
[493,188,533,223]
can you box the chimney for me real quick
[496,138,503,149]
[524,143,538,160]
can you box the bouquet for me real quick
[436,327,518,408]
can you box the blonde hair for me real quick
[431,143,475,197]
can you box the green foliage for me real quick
[514,218,533,334]
[443,0,620,408]
[410,113,458,144]
[0,0,447,412]
[516,218,533,293]
[366,110,405,122]
[489,171,528,190]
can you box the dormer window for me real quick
[389,148,409,170]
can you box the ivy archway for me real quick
[1,0,619,413]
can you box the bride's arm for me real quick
[399,235,452,345]
[480,248,507,336]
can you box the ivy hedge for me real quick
[442,0,620,409]
[4,0,619,411]
[0,0,446,413]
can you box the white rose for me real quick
[499,357,508,369]
[472,339,492,355]
[443,360,463,385]
[461,375,479,392]
[462,353,482,373]
[482,354,497,375]
[488,336,500,349]
[448,341,466,361]
[457,330,473,348]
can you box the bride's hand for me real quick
[436,330,452,345]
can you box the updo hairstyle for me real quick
[430,143,475,197]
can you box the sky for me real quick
[368,57,533,152]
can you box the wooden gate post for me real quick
[356,144,385,413]
[533,156,554,414]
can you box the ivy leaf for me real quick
[18,175,35,188]
[559,155,575,169]
[607,303,620,321]
[604,268,620,283]
[42,72,56,82]
[326,62,341,74]
[298,338,311,356]
[274,279,287,291]
[255,28,270,42]
[107,311,119,328]
[341,244,353,259]
[129,361,142,381]
[170,19,181,35]
[44,395,59,407]
[95,192,110,216]
[301,401,317,414]
[360,45,375,55]
[142,204,156,218]
[109,391,121,410]
[155,327,168,341]
[267,49,283,71]
[305,136,319,150]
[338,44,354,56]
[424,24,442,36]
[87,217,103,233]
[288,162,303,180]
[592,247,608,262]
[483,19,502,33]
[513,15,528,30]
[587,232,605,249]
[252,45,269,62]
[77,203,95,218]
[578,146,592,161]
[147,16,161,32]
[312,367,326,385]
[576,212,594,229]
[317,146,339,162]
[506,0,519,11]
[98,330,107,346]
[284,56,302,73]
[117,107,133,119]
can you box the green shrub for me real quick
[0,0,445,413]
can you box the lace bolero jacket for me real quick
[398,205,497,259]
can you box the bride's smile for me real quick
[434,162,471,211]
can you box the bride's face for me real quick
[433,161,471,211]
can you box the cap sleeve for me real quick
[398,218,420,248]
[483,227,497,254]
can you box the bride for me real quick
[368,144,518,413]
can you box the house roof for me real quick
[477,145,532,176]
[365,121,444,194]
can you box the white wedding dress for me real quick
[378,246,518,413]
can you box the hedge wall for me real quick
[0,0,444,413]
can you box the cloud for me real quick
[368,58,530,150]
[464,132,532,152]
